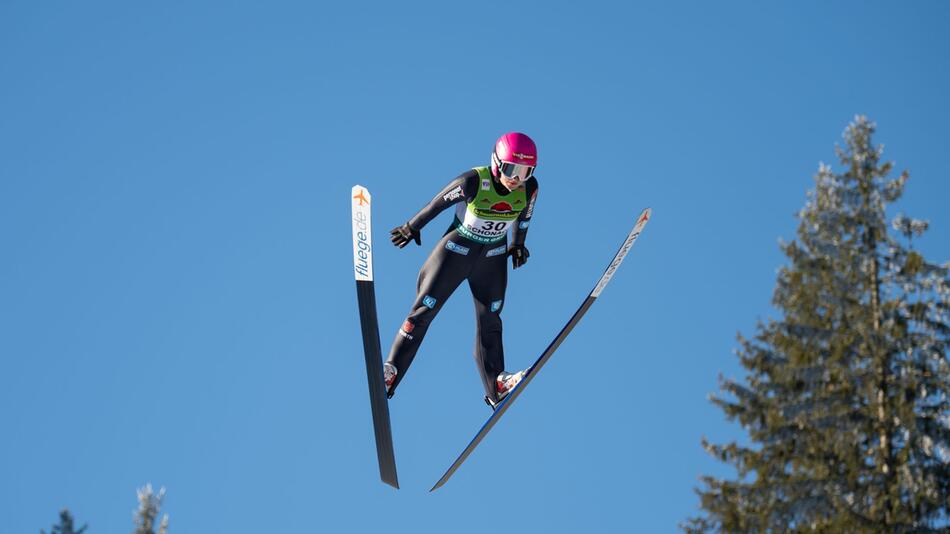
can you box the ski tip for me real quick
[637,208,652,224]
[429,476,450,492]
[352,185,371,205]
[383,477,400,490]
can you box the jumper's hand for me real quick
[390,224,421,248]
[508,245,529,269]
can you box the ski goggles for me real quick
[498,161,535,184]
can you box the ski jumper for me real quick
[386,167,539,401]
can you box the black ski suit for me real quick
[386,169,538,401]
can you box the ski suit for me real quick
[386,166,539,401]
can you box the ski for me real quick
[430,208,652,491]
[351,185,399,489]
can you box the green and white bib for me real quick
[452,167,527,244]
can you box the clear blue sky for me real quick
[2,1,948,532]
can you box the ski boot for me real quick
[484,369,528,411]
[383,363,397,396]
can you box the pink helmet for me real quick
[491,132,537,184]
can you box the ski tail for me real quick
[352,185,399,489]
[430,207,651,491]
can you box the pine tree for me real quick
[132,484,169,534]
[684,116,950,532]
[41,509,87,534]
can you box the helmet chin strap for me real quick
[490,169,512,192]
[491,171,509,191]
